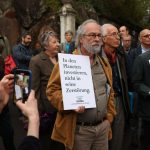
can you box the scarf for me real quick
[105,50,117,64]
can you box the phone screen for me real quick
[14,69,32,102]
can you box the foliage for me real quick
[83,0,149,29]
[44,0,149,28]
[93,0,147,28]
[72,0,98,25]
[44,0,61,12]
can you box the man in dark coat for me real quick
[132,47,150,150]
[12,32,33,70]
[101,24,130,150]
[128,29,150,149]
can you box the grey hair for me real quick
[65,30,73,36]
[101,24,116,36]
[38,31,57,49]
[75,19,100,48]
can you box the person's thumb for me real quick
[16,100,24,110]
[28,90,35,100]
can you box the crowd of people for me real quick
[0,19,150,150]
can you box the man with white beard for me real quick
[46,19,116,150]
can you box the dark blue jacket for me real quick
[124,44,142,91]
[12,44,33,69]
[131,44,142,60]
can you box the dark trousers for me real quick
[39,112,65,150]
[141,119,150,150]
[109,96,125,150]
[0,105,15,150]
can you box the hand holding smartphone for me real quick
[14,69,32,102]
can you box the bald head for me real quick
[139,29,150,39]
[139,29,150,48]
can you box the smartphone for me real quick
[14,69,32,102]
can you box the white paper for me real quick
[58,53,96,110]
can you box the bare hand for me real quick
[74,106,85,113]
[0,74,14,94]
[16,90,39,138]
[0,74,14,112]
[16,90,39,120]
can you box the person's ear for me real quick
[102,37,106,43]
[21,37,24,42]
[80,36,84,44]
[44,44,49,50]
[138,36,142,43]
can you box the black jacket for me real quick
[115,49,130,117]
[18,136,41,150]
[132,50,150,121]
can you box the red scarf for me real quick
[105,50,117,64]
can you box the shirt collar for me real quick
[141,45,150,53]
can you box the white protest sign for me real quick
[58,53,96,110]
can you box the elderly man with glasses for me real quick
[132,29,150,58]
[101,24,130,150]
[46,19,116,150]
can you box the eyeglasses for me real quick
[142,34,150,38]
[83,33,102,39]
[105,32,120,38]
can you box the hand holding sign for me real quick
[74,106,85,113]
